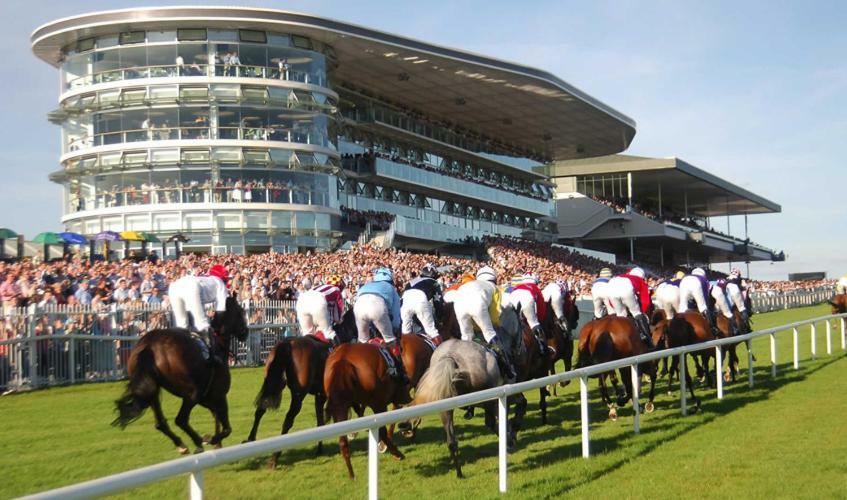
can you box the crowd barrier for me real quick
[21,312,847,500]
[749,286,835,313]
[0,300,298,393]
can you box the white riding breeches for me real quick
[591,281,611,319]
[607,277,642,318]
[443,289,458,304]
[678,276,708,314]
[296,290,336,340]
[168,278,210,331]
[509,288,540,329]
[656,283,680,318]
[401,288,439,338]
[726,283,746,313]
[542,284,566,322]
[453,288,497,343]
[353,293,395,343]
[712,286,734,319]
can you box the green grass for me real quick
[1,305,845,499]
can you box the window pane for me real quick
[119,31,145,45]
[147,30,176,43]
[177,29,207,41]
[239,30,267,43]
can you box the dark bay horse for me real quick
[660,311,713,412]
[544,299,574,395]
[576,316,658,420]
[829,294,847,315]
[113,296,248,453]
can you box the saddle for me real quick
[188,331,211,360]
[368,338,405,382]
[416,333,438,351]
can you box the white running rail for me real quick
[22,314,847,500]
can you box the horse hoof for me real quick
[559,380,570,388]
[177,446,190,455]
[377,441,388,454]
[347,433,357,440]
[645,401,655,413]
[723,372,731,383]
[214,443,222,450]
[267,459,278,470]
[608,408,618,421]
[194,447,204,454]
[401,430,415,439]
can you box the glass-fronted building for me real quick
[32,7,636,253]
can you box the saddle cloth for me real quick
[189,332,210,360]
[368,338,401,379]
[416,333,437,351]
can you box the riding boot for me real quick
[488,335,516,381]
[741,310,751,333]
[729,318,739,337]
[331,335,342,348]
[635,314,655,349]
[706,310,721,339]
[386,340,409,385]
[531,325,549,356]
[200,328,223,365]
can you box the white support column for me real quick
[631,364,641,433]
[747,340,754,388]
[580,376,590,458]
[770,333,777,377]
[498,395,508,493]
[679,353,687,416]
[811,324,817,360]
[189,471,203,500]
[715,346,724,399]
[793,327,799,369]
[826,321,832,355]
[368,427,379,500]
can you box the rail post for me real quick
[498,394,508,492]
[368,426,379,500]
[715,346,724,399]
[841,317,846,350]
[770,333,777,377]
[189,470,203,500]
[793,327,799,369]
[747,340,754,388]
[630,364,640,433]
[679,353,687,416]
[68,337,75,385]
[579,375,590,458]
[810,324,817,360]
[826,321,832,355]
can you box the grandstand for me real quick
[540,154,783,270]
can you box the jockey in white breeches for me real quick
[168,264,229,337]
[606,267,654,347]
[353,268,401,347]
[295,275,345,345]
[711,280,734,320]
[542,280,569,329]
[655,271,684,318]
[678,268,720,337]
[726,268,750,325]
[400,264,444,345]
[590,268,614,319]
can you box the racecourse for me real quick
[1,304,845,499]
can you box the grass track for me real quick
[1,305,845,499]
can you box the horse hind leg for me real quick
[440,410,462,478]
[314,392,326,455]
[539,386,549,425]
[244,407,266,443]
[269,391,306,468]
[150,394,189,454]
[207,398,231,448]
[174,399,204,453]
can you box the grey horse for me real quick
[413,305,524,478]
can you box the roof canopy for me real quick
[31,7,636,162]
[543,155,781,216]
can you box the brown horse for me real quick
[113,296,248,453]
[545,299,575,396]
[324,343,411,479]
[829,294,847,315]
[660,311,714,412]
[576,316,658,420]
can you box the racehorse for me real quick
[244,310,357,468]
[575,315,658,421]
[324,341,412,479]
[544,299,575,395]
[412,305,523,478]
[829,294,847,315]
[660,311,713,412]
[112,295,248,453]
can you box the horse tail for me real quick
[254,341,291,411]
[112,347,157,429]
[592,330,614,365]
[413,355,460,405]
[324,357,358,423]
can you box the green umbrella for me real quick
[141,232,161,243]
[32,232,64,244]
[0,228,17,239]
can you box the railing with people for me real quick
[66,64,327,91]
[0,300,297,393]
[21,312,847,499]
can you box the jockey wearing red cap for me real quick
[168,264,231,350]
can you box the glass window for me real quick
[150,149,179,165]
[210,84,240,103]
[147,30,176,43]
[179,86,208,102]
[119,31,145,45]
[239,44,267,67]
[96,35,119,49]
[239,30,267,43]
[149,85,179,104]
[295,211,315,229]
[177,44,208,76]
[208,29,238,42]
[181,149,210,164]
[177,29,207,41]
[76,38,96,52]
[179,108,210,139]
[218,106,240,139]
[149,108,179,139]
[147,45,177,73]
[267,33,290,46]
[291,36,312,50]
[93,50,120,74]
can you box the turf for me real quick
[1,305,845,499]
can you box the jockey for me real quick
[837,273,847,295]
[542,279,571,331]
[590,267,614,319]
[443,272,475,303]
[295,274,345,346]
[726,268,750,328]
[167,264,230,359]
[607,267,655,348]
[401,263,444,346]
[353,268,404,370]
[453,266,516,380]
[509,273,550,354]
[710,278,738,336]
[654,271,685,319]
[678,267,720,338]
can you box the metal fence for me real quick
[0,300,298,393]
[749,286,835,313]
[22,312,847,500]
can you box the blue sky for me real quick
[1,0,845,280]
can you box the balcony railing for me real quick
[65,64,327,91]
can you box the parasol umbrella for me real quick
[119,231,145,241]
[33,232,63,261]
[167,233,190,259]
[0,228,17,260]
[58,232,88,245]
[94,231,122,262]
